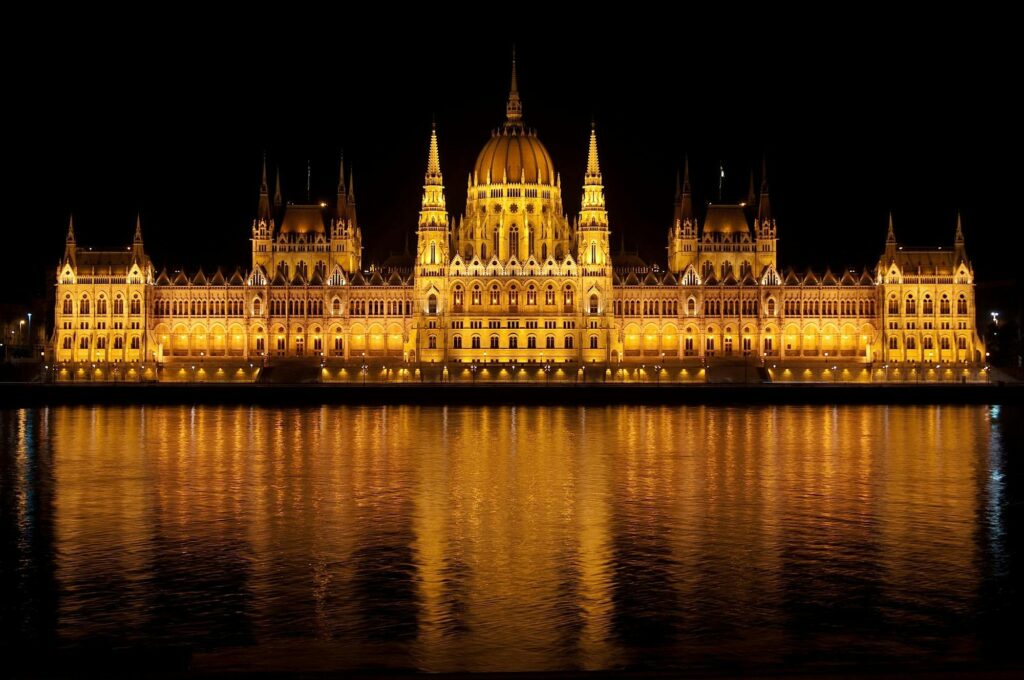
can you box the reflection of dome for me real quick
[474,128,556,185]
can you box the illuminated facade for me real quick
[49,60,985,383]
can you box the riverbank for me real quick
[2,381,1022,407]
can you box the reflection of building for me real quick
[48,58,985,383]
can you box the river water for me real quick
[2,404,1021,674]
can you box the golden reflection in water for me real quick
[32,404,993,672]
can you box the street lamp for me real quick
[544,363,551,385]
[27,313,32,348]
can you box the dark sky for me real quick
[8,13,1019,307]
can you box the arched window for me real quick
[472,285,481,305]
[130,296,141,315]
[430,242,436,264]
[471,335,481,349]
[509,225,519,258]
[564,336,574,349]
[889,336,898,349]
[453,335,463,349]
[888,296,899,314]
[545,335,555,349]
[940,336,950,350]
[131,336,140,350]
[589,294,599,314]
[253,298,262,315]
[767,298,776,316]
[905,295,916,315]
[332,298,341,315]
[427,294,437,314]
[590,241,597,264]
[957,295,967,315]
[527,285,536,305]
[96,337,107,350]
[113,336,123,349]
[428,335,437,349]
[590,335,598,349]
[958,336,967,350]
[906,337,917,350]
[80,295,90,315]
[923,295,933,315]
[62,296,73,314]
[940,296,950,315]
[96,297,107,315]
[490,285,500,305]
[563,285,574,307]
[545,285,555,305]
[490,335,499,349]
[493,229,499,259]
[527,335,537,349]
[509,335,518,349]
[480,243,487,260]
[113,296,124,315]
[62,336,72,349]
[687,297,696,316]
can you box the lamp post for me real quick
[27,313,32,349]
[654,363,661,386]
[19,320,25,346]
[544,363,551,385]
[361,352,367,385]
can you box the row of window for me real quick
[154,299,247,316]
[450,284,577,307]
[615,300,681,316]
[62,295,141,315]
[61,336,141,350]
[887,296,968,315]
[441,335,594,350]
[783,300,877,316]
[888,336,968,350]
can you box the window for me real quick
[256,337,265,352]
[589,294,599,314]
[131,336,140,350]
[940,296,950,315]
[490,335,499,349]
[114,297,125,315]
[62,297,73,314]
[889,336,899,349]
[958,336,967,350]
[334,336,344,352]
[490,286,500,305]
[957,296,967,315]
[97,337,107,350]
[564,336,574,349]
[130,297,141,315]
[509,226,519,258]
[546,335,555,349]
[589,335,598,349]
[706,337,715,351]
[509,335,518,349]
[96,297,108,315]
[527,335,536,349]
[313,336,323,352]
[888,296,899,314]
[564,286,574,307]
[453,287,464,308]
[428,294,437,314]
[253,298,262,315]
[923,336,933,350]
[472,286,482,305]
[453,335,462,349]
[905,296,916,315]
[527,286,536,305]
[509,287,518,306]
[590,241,597,264]
[687,298,696,316]
[113,336,123,350]
[430,242,436,264]
[80,337,90,349]
[906,337,917,350]
[471,335,481,349]
[332,298,342,315]
[545,286,555,305]
[428,335,437,349]
[923,296,934,315]
[940,336,950,350]
[80,296,90,315]
[62,336,72,349]
[767,298,776,316]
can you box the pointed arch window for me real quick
[509,225,519,258]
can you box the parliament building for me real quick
[49,60,986,383]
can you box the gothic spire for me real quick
[425,121,443,184]
[257,156,272,222]
[955,211,964,244]
[66,214,75,243]
[273,168,282,212]
[757,156,772,223]
[886,211,896,243]
[505,46,523,127]
[336,152,349,222]
[63,214,76,266]
[134,213,143,244]
[679,155,694,222]
[585,121,601,181]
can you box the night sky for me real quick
[8,15,1018,308]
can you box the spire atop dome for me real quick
[257,155,272,221]
[505,46,523,127]
[134,213,143,244]
[585,121,601,181]
[66,214,75,243]
[426,120,442,183]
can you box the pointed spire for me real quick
[66,214,75,243]
[134,213,143,244]
[886,211,896,243]
[679,155,693,222]
[257,156,272,222]
[505,46,523,126]
[336,152,349,222]
[425,121,442,183]
[955,211,964,243]
[63,214,77,266]
[273,169,282,211]
[757,156,771,223]
[585,121,601,179]
[348,169,355,203]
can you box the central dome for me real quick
[474,128,556,186]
